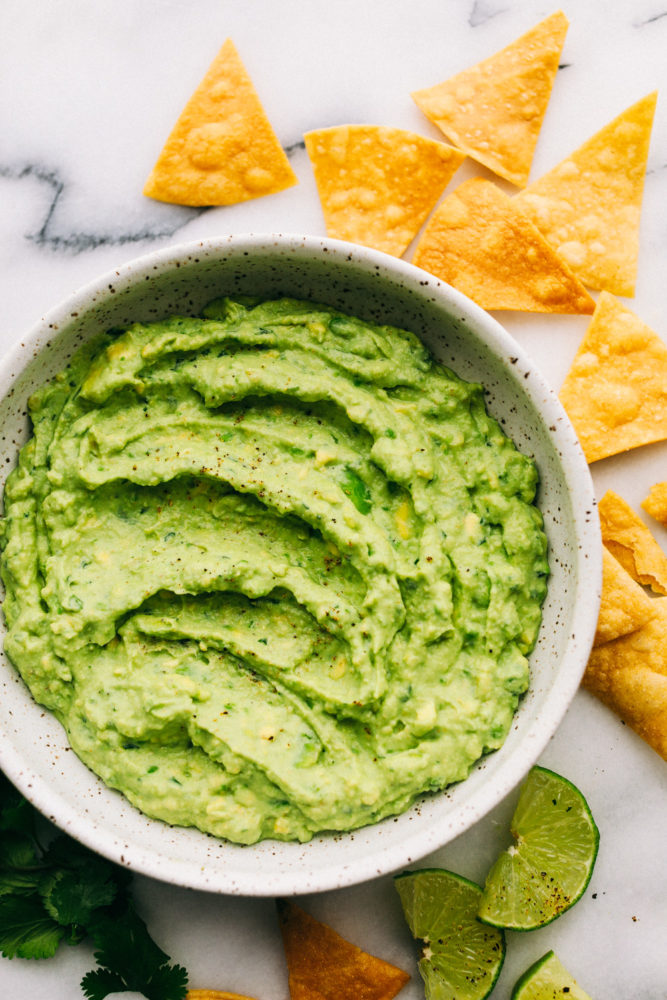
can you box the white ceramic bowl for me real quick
[0,234,601,896]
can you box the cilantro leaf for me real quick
[89,906,168,981]
[41,853,120,929]
[87,907,188,1000]
[0,830,40,870]
[339,466,372,514]
[0,868,45,897]
[0,774,36,835]
[0,894,64,959]
[80,966,128,1000]
[0,827,46,897]
[141,959,189,1000]
[81,962,188,1000]
[42,834,130,887]
[0,770,190,997]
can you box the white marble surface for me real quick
[1,1,666,997]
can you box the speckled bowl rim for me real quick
[0,233,602,896]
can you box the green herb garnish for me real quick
[339,466,372,514]
[0,771,188,999]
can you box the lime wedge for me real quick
[478,766,599,930]
[395,868,505,1000]
[512,950,593,999]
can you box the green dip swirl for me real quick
[0,297,548,843]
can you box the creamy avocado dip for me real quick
[0,296,548,844]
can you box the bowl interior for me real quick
[0,234,601,895]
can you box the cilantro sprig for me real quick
[0,771,188,999]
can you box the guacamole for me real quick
[0,297,548,844]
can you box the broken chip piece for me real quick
[599,490,667,595]
[559,292,667,462]
[277,899,409,1000]
[412,177,595,313]
[583,598,667,761]
[642,482,667,528]
[187,992,258,1000]
[304,125,464,257]
[515,92,657,296]
[143,38,297,206]
[595,546,656,647]
[411,10,568,187]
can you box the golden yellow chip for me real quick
[642,482,667,527]
[599,490,667,595]
[412,178,595,313]
[515,92,657,296]
[559,292,667,462]
[277,899,410,1000]
[583,597,667,761]
[187,992,257,1000]
[411,11,568,187]
[595,546,656,646]
[304,125,465,257]
[144,38,297,206]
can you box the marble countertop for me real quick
[1,1,666,997]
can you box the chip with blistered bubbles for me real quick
[412,177,595,313]
[584,597,667,761]
[304,125,464,257]
[411,11,568,187]
[515,92,657,296]
[144,38,297,206]
[559,292,667,462]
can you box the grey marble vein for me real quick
[634,8,667,26]
[469,0,508,29]
[1,161,206,253]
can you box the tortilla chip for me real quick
[411,11,568,187]
[515,92,657,296]
[599,491,667,595]
[559,292,667,462]
[412,178,595,313]
[642,482,667,527]
[304,125,465,257]
[277,899,409,1000]
[144,38,297,206]
[595,546,656,646]
[583,597,667,760]
[187,993,257,1000]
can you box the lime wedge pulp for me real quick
[395,867,505,1000]
[512,950,594,999]
[478,766,600,930]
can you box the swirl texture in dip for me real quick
[0,297,548,843]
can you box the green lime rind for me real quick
[478,765,600,931]
[395,867,505,1000]
[511,949,594,999]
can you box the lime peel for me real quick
[395,867,505,1000]
[511,949,594,999]
[478,765,599,931]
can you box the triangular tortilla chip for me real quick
[144,38,297,206]
[304,125,465,257]
[595,546,657,646]
[599,490,667,595]
[412,177,595,313]
[515,92,657,295]
[583,597,667,760]
[559,292,667,462]
[277,899,409,1000]
[411,11,568,187]
[642,482,667,527]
